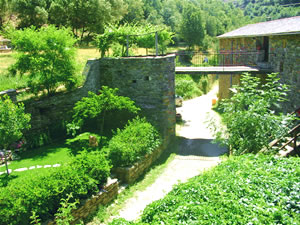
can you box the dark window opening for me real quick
[280,61,284,72]
[263,36,269,62]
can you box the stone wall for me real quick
[112,145,164,184]
[22,59,101,145]
[47,178,119,225]
[269,35,300,112]
[9,55,176,146]
[219,35,300,112]
[98,55,176,145]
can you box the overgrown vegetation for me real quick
[175,74,215,100]
[0,150,110,225]
[211,73,295,155]
[0,95,31,174]
[107,117,161,167]
[111,154,300,224]
[231,0,300,21]
[97,23,174,57]
[67,86,140,144]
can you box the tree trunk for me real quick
[4,149,10,175]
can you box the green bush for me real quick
[136,154,300,224]
[70,150,111,185]
[0,151,111,224]
[175,75,202,100]
[108,117,161,167]
[211,73,294,155]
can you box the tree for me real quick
[0,0,8,28]
[66,0,127,43]
[121,0,145,24]
[211,73,295,155]
[9,25,78,96]
[180,3,205,49]
[0,95,31,175]
[68,86,140,145]
[12,0,49,28]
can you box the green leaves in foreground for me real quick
[118,154,299,225]
[211,73,295,155]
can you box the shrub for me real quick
[108,117,161,167]
[175,75,202,100]
[70,150,111,185]
[211,73,295,155]
[68,86,140,145]
[137,154,300,224]
[0,150,111,224]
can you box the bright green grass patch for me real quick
[0,132,102,173]
[112,154,300,225]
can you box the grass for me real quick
[0,132,102,174]
[86,137,180,225]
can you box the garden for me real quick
[0,24,299,225]
[0,26,166,224]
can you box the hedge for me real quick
[107,117,161,167]
[0,151,111,225]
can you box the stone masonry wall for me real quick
[9,55,176,146]
[269,35,300,112]
[98,55,176,145]
[219,35,300,112]
[22,59,101,144]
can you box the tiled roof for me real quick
[218,16,300,38]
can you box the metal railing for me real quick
[175,50,270,67]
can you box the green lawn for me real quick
[0,132,102,174]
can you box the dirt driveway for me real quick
[112,85,227,222]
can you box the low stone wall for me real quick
[47,178,119,225]
[112,145,164,184]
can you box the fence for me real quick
[175,50,269,67]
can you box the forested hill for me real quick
[0,0,251,48]
[228,0,300,21]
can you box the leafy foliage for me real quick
[70,150,111,185]
[232,0,300,21]
[211,73,294,155]
[54,193,79,225]
[0,95,31,149]
[9,26,78,96]
[180,3,205,49]
[135,154,300,224]
[0,95,31,174]
[97,23,174,57]
[175,77,202,100]
[107,117,161,167]
[68,86,140,137]
[0,150,111,225]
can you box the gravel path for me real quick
[113,85,227,222]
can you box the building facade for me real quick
[218,16,300,112]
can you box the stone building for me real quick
[217,16,300,112]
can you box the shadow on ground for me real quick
[177,136,228,157]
